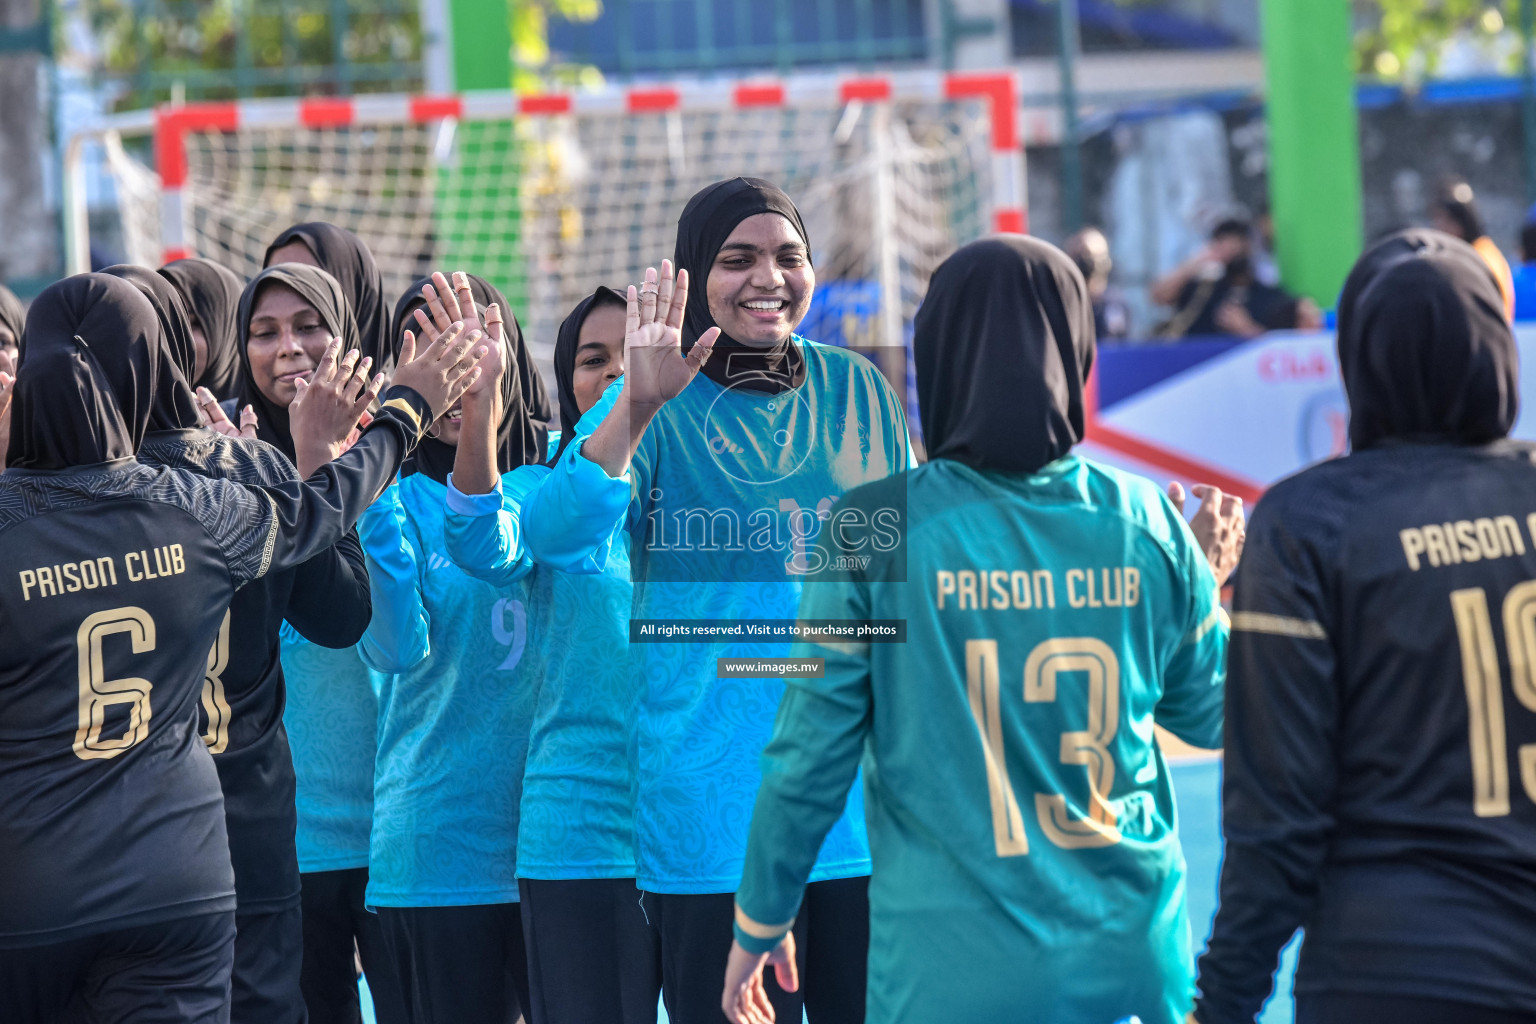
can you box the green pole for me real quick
[1259,0,1362,305]
[1056,0,1083,235]
[1522,0,1536,204]
[448,0,514,90]
[439,0,521,313]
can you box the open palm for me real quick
[625,259,718,410]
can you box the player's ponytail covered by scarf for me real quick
[236,263,359,461]
[550,284,625,465]
[0,283,24,347]
[388,273,545,483]
[159,257,245,398]
[8,274,162,469]
[264,222,394,371]
[914,235,1095,474]
[1337,228,1518,451]
[100,264,203,432]
[674,176,809,394]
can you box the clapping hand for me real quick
[288,338,383,477]
[198,387,259,440]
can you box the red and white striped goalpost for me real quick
[137,69,1025,268]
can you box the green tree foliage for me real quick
[86,0,423,108]
[1353,0,1524,80]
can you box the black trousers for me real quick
[231,904,306,1024]
[0,910,236,1024]
[376,903,529,1024]
[1297,993,1536,1024]
[519,877,661,1024]
[644,875,869,1024]
[298,868,407,1024]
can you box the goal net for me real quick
[87,73,1022,396]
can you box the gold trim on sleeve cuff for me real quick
[1230,611,1327,640]
[734,905,796,940]
[382,395,424,436]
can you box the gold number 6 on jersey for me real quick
[74,607,156,760]
[965,636,1124,857]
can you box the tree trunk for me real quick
[0,0,55,282]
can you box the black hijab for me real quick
[0,282,24,348]
[100,264,203,432]
[264,222,394,371]
[389,273,544,484]
[236,263,359,460]
[551,285,626,464]
[674,177,810,394]
[1337,228,1517,450]
[159,257,245,399]
[9,274,161,470]
[914,236,1095,474]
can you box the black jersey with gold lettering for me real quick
[137,427,372,914]
[1195,233,1536,1021]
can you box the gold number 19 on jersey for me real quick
[966,637,1124,857]
[1450,584,1536,816]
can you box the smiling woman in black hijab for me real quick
[265,222,393,371]
[235,262,360,460]
[1192,230,1536,1024]
[674,176,810,393]
[160,257,245,399]
[525,176,914,1024]
[725,234,1241,1024]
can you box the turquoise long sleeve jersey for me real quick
[734,457,1228,1024]
[444,421,642,880]
[357,467,548,906]
[521,340,914,894]
[281,624,378,873]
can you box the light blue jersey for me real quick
[359,470,546,906]
[447,446,638,880]
[281,627,377,873]
[523,340,911,893]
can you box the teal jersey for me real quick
[443,427,638,880]
[523,340,912,893]
[735,457,1228,1024]
[281,627,378,873]
[359,470,545,906]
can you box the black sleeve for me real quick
[284,528,372,649]
[1194,490,1339,1024]
[223,385,430,586]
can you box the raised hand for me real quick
[1168,481,1246,587]
[197,387,259,440]
[412,271,486,349]
[465,302,507,400]
[390,320,487,423]
[624,260,718,411]
[289,338,383,477]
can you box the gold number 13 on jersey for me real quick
[966,637,1123,857]
[74,607,156,760]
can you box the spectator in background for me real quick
[1431,178,1515,321]
[1510,204,1536,322]
[1150,217,1309,340]
[0,283,22,364]
[1065,226,1131,341]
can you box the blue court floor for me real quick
[361,756,1298,1024]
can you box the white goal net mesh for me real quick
[107,99,997,380]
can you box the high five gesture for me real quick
[580,259,717,478]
